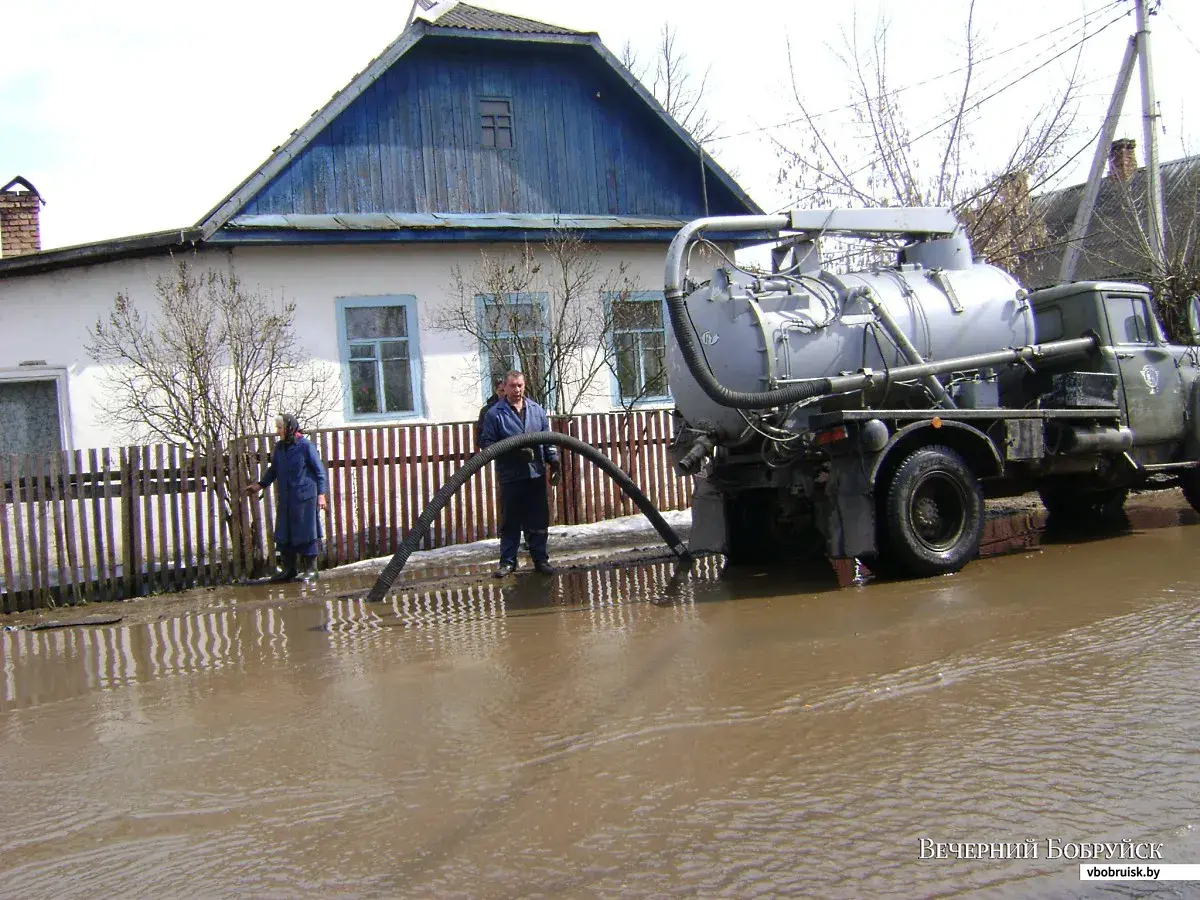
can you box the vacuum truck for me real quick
[663,208,1200,577]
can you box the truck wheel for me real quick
[1178,470,1200,515]
[1037,486,1127,522]
[882,445,984,578]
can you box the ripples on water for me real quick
[2,525,1200,898]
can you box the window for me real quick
[0,371,69,456]
[480,98,513,149]
[1104,295,1154,345]
[478,293,548,404]
[609,291,669,403]
[336,297,424,419]
[1034,306,1064,342]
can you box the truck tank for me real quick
[666,249,1033,443]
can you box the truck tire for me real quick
[881,445,984,578]
[1037,486,1127,522]
[1178,470,1200,515]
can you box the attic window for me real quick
[480,99,513,149]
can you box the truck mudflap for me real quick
[688,474,727,555]
[824,455,877,559]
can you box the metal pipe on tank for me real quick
[824,335,1099,395]
[857,287,956,409]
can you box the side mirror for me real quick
[1189,295,1200,345]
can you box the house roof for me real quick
[1014,154,1200,288]
[0,1,761,279]
[420,1,583,36]
[193,2,758,239]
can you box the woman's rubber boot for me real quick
[268,555,298,583]
[298,556,319,584]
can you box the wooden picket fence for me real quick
[0,410,691,612]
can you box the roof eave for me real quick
[0,228,203,279]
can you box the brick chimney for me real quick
[1108,138,1137,183]
[0,177,44,257]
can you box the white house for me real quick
[0,1,760,454]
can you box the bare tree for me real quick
[620,24,717,145]
[434,232,636,417]
[86,256,338,448]
[775,2,1083,268]
[1084,168,1200,344]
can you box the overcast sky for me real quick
[2,0,1197,250]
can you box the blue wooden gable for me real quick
[240,39,743,220]
[197,4,759,243]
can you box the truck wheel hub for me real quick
[911,474,966,551]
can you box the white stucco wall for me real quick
[0,240,696,450]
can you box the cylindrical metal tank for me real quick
[666,262,1033,442]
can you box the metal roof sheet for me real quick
[1013,154,1200,288]
[430,2,583,35]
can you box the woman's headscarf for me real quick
[276,413,301,445]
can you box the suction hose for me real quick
[664,214,833,410]
[366,432,692,602]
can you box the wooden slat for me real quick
[100,449,117,599]
[141,445,156,591]
[342,430,355,563]
[167,445,182,586]
[386,426,398,554]
[205,445,218,584]
[418,425,431,549]
[12,455,31,609]
[0,458,15,613]
[319,432,333,566]
[397,427,411,543]
[246,439,265,573]
[364,428,378,558]
[179,445,193,587]
[600,414,615,521]
[182,448,197,586]
[75,450,94,601]
[214,445,228,583]
[35,454,51,607]
[325,431,340,566]
[55,451,79,605]
[47,453,67,604]
[155,444,170,592]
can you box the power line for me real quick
[708,0,1122,144]
[1162,9,1200,59]
[772,7,1130,213]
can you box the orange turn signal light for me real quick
[931,416,943,429]
[815,426,849,446]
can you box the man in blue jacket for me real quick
[479,370,560,577]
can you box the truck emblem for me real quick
[700,331,720,346]
[1140,364,1160,394]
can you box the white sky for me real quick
[2,0,1197,251]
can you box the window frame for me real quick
[476,292,550,404]
[1102,293,1161,346]
[0,366,72,453]
[479,97,514,150]
[605,290,672,407]
[334,295,426,422]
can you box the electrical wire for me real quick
[772,8,1130,214]
[708,0,1122,144]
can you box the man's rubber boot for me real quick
[298,556,319,584]
[268,555,298,583]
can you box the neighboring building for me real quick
[1014,139,1200,289]
[0,1,759,453]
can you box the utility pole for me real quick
[1058,37,1138,284]
[1135,0,1166,273]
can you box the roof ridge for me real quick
[424,1,586,36]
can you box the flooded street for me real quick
[4,509,1200,898]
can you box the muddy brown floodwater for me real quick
[3,504,1200,898]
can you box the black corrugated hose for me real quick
[366,432,692,602]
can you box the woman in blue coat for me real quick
[245,413,327,583]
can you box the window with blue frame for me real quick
[609,291,669,402]
[336,297,423,418]
[478,293,549,404]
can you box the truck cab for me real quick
[1026,281,1197,464]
